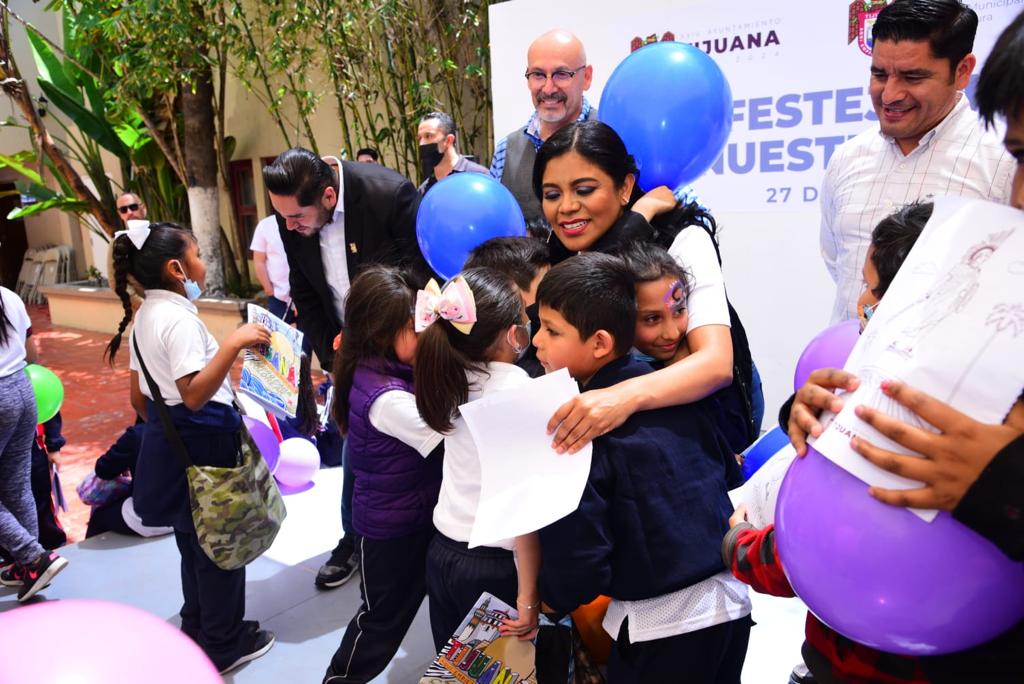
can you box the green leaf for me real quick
[26,27,83,106]
[0,153,43,185]
[223,135,236,161]
[36,80,127,159]
[8,196,89,220]
[15,182,59,201]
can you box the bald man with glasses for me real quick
[490,29,598,226]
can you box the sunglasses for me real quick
[117,203,140,214]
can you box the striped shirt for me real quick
[820,94,1015,324]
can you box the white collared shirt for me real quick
[318,158,350,323]
[433,362,530,550]
[129,289,235,407]
[820,94,1015,323]
[250,215,291,300]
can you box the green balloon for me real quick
[24,364,64,424]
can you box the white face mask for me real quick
[173,260,203,301]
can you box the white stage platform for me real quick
[0,467,807,682]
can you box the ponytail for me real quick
[104,222,194,365]
[413,267,523,434]
[104,235,135,365]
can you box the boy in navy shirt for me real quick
[532,252,750,683]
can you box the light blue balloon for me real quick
[416,173,527,280]
[599,42,733,192]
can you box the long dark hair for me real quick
[414,268,522,433]
[331,265,418,434]
[105,222,194,365]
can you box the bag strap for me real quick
[132,333,194,470]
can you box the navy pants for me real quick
[425,533,519,652]
[607,614,752,684]
[136,400,252,671]
[324,527,433,683]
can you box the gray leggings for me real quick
[0,371,44,564]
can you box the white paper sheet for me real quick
[729,444,797,529]
[813,197,1024,521]
[461,368,593,549]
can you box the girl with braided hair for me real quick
[105,221,277,674]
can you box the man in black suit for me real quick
[263,148,424,590]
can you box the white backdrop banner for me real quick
[490,0,1019,214]
[488,0,1021,420]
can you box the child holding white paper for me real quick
[322,265,444,683]
[413,267,540,650]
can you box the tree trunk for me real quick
[181,61,224,294]
[0,7,120,238]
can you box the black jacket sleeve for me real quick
[538,452,614,613]
[41,412,66,452]
[94,425,143,480]
[778,394,795,432]
[953,434,1024,561]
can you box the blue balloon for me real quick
[741,426,790,481]
[599,42,732,192]
[416,173,527,280]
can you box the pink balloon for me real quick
[0,600,221,683]
[275,437,319,488]
[244,416,280,474]
[775,448,1024,655]
[793,320,860,391]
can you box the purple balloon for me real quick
[793,320,860,391]
[775,448,1024,655]
[0,600,221,682]
[243,416,280,474]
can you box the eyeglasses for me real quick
[117,203,140,214]
[524,65,587,85]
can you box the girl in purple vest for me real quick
[323,265,444,683]
[414,268,540,650]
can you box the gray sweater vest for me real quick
[499,107,599,225]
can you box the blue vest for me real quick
[346,361,442,539]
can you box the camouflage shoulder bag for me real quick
[133,336,286,570]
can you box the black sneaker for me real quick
[789,663,816,684]
[315,536,360,589]
[0,563,25,587]
[17,551,68,602]
[218,629,276,675]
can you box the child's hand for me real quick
[789,368,860,456]
[729,504,748,529]
[499,599,540,641]
[229,323,271,352]
[631,185,677,222]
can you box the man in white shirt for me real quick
[820,0,1015,323]
[249,215,293,322]
[263,148,426,591]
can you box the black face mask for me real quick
[419,143,445,180]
